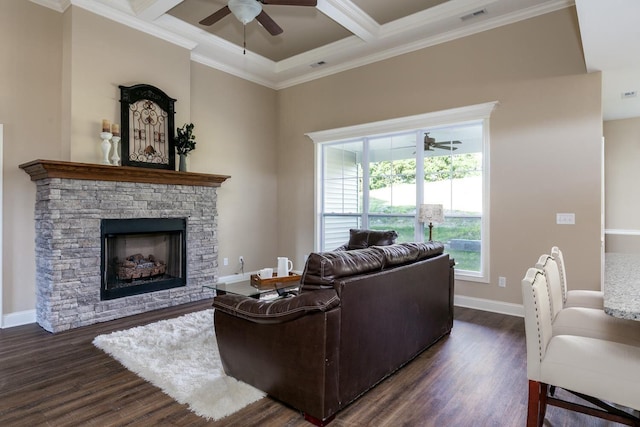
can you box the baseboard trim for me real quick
[1,293,522,328]
[2,309,36,329]
[454,295,524,318]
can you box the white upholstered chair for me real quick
[551,246,604,309]
[535,253,640,346]
[522,267,640,426]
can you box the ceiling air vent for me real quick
[460,9,487,21]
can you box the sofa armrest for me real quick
[213,289,340,324]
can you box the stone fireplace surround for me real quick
[20,160,230,333]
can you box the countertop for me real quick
[604,252,640,321]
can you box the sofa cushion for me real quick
[373,242,445,267]
[302,247,385,289]
[213,289,340,324]
[301,242,446,290]
[401,242,445,261]
[373,243,419,267]
[347,229,398,250]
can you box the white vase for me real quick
[179,154,187,172]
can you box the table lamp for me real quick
[418,204,444,241]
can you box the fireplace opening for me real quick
[101,218,187,300]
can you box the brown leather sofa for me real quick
[213,240,454,425]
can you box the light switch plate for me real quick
[556,213,575,225]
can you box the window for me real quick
[308,102,497,282]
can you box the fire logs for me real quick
[117,253,166,280]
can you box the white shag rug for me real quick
[92,309,265,420]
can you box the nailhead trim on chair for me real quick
[537,256,559,321]
[533,274,544,362]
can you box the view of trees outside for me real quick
[368,153,482,271]
[322,123,483,273]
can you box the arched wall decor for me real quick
[119,84,176,170]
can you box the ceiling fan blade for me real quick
[261,0,317,5]
[199,5,231,26]
[256,10,283,35]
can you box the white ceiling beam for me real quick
[316,0,379,41]
[131,0,184,21]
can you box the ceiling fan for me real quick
[199,0,318,36]
[424,132,462,151]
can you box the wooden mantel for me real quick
[19,159,230,187]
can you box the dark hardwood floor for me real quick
[0,302,629,426]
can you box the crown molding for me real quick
[30,0,70,13]
[274,0,575,89]
[191,52,277,89]
[71,0,197,49]
[29,0,575,90]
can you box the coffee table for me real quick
[206,276,300,299]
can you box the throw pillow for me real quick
[347,229,398,250]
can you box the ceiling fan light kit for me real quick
[199,0,317,35]
[228,0,262,24]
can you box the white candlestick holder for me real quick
[110,136,121,166]
[100,132,112,165]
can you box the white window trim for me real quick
[306,101,498,143]
[306,101,498,283]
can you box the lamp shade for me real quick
[418,204,444,224]
[229,0,262,24]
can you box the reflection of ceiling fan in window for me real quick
[424,132,462,151]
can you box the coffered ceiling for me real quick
[30,0,640,120]
[33,0,572,87]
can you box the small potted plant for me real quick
[174,123,196,171]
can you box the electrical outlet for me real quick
[556,213,575,225]
[498,276,506,288]
[223,257,228,266]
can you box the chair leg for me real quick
[539,382,549,427]
[528,380,541,427]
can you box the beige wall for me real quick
[604,117,640,252]
[190,63,279,276]
[277,7,603,305]
[1,3,603,319]
[67,7,191,163]
[1,1,63,315]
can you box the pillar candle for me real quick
[111,123,120,136]
[102,119,111,133]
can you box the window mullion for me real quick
[362,137,370,229]
[415,130,425,241]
